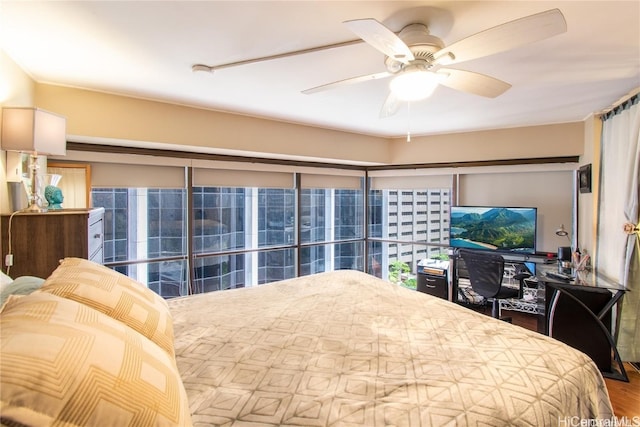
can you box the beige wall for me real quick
[33,84,390,166]
[459,169,574,252]
[0,50,37,215]
[578,114,602,263]
[33,83,586,168]
[388,122,585,164]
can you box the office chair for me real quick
[458,249,530,322]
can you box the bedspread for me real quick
[169,270,613,426]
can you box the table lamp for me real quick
[555,224,573,273]
[1,107,67,212]
[555,224,572,244]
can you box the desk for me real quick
[537,265,628,382]
[448,250,628,381]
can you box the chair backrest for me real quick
[459,249,505,298]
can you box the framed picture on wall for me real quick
[579,164,592,193]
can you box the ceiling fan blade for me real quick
[434,8,567,65]
[380,92,401,118]
[438,68,511,98]
[302,71,392,95]
[344,18,414,64]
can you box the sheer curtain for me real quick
[597,94,639,361]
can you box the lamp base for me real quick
[23,203,47,213]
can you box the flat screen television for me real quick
[450,206,537,254]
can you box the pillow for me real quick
[37,258,174,356]
[0,292,192,427]
[0,275,45,307]
[0,270,13,290]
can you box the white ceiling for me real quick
[1,1,639,139]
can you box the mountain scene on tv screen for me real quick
[451,208,535,252]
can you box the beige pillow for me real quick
[38,258,174,355]
[0,292,192,427]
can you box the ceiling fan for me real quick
[193,9,566,118]
[302,9,567,117]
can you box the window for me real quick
[299,176,365,275]
[89,157,367,298]
[93,188,189,298]
[90,161,188,296]
[85,155,460,297]
[90,160,189,298]
[367,172,453,281]
[192,186,247,292]
[191,165,297,289]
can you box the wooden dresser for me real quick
[1,208,104,279]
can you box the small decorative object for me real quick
[44,185,64,210]
[623,222,639,235]
[579,164,592,193]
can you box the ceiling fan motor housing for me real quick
[385,23,445,73]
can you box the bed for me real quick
[1,260,613,426]
[170,269,613,426]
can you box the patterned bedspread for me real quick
[169,270,613,426]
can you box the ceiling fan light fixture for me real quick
[389,69,439,102]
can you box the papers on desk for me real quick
[418,258,449,270]
[417,258,449,277]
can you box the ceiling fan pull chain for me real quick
[407,101,411,142]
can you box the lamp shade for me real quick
[1,107,66,155]
[555,224,569,237]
